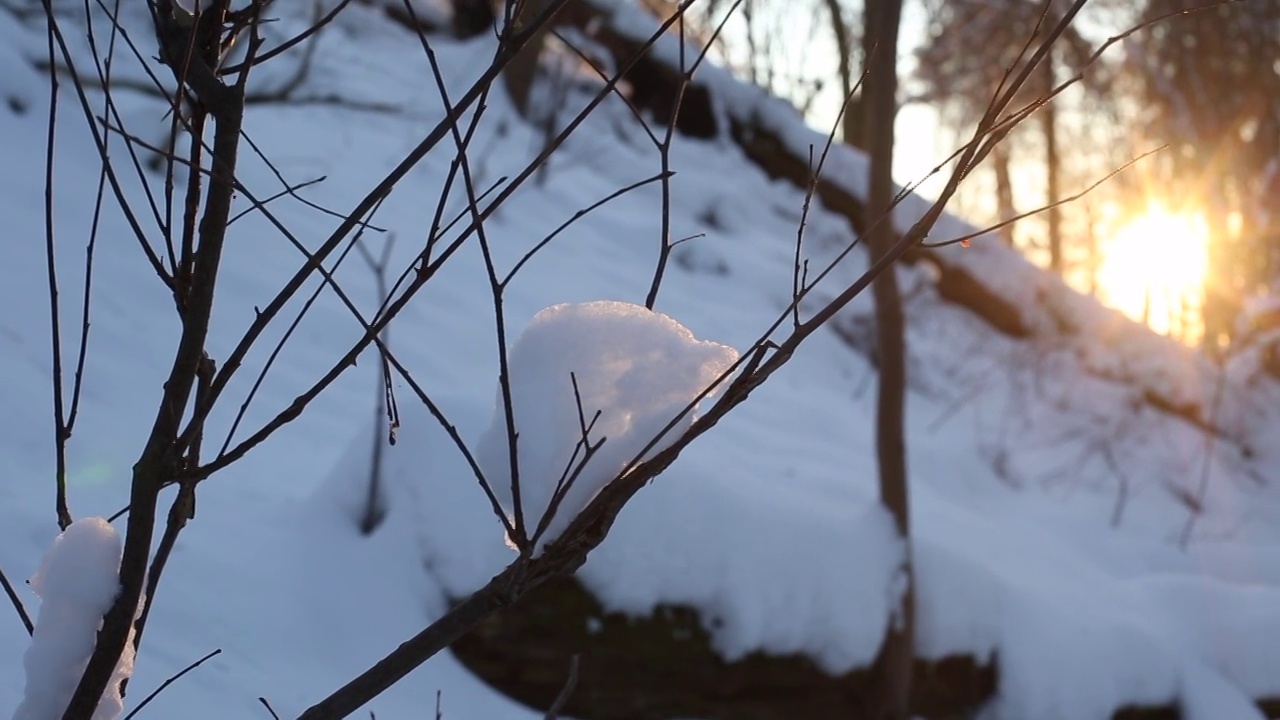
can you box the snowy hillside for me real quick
[1,1,1279,719]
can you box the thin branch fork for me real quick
[172,0,584,461]
[412,3,528,548]
[188,1,702,484]
[60,1,263,714]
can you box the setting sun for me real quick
[1096,203,1210,341]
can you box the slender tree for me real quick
[861,0,913,717]
[915,0,1100,273]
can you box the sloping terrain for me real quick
[1,2,1278,719]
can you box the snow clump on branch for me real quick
[12,517,138,720]
[476,300,739,552]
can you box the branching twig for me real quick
[791,59,871,328]
[531,374,606,547]
[220,0,354,75]
[431,43,526,549]
[41,4,175,294]
[193,0,698,493]
[238,129,388,231]
[642,11,689,310]
[642,0,742,309]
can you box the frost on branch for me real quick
[12,517,138,720]
[476,301,739,551]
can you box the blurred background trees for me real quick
[654,0,1280,352]
[1122,0,1280,349]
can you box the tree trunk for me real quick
[860,1,913,719]
[1042,52,1063,274]
[994,143,1016,246]
[822,0,865,149]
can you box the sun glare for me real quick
[1097,203,1209,341]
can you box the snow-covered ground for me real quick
[1,2,1278,719]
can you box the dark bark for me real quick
[861,1,913,719]
[61,1,248,711]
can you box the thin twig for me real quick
[219,0,354,75]
[42,2,175,292]
[642,0,743,308]
[121,648,222,720]
[227,176,326,225]
[0,562,34,636]
[238,130,387,231]
[922,146,1165,248]
[259,697,282,720]
[83,0,174,262]
[642,11,689,310]
[541,655,581,720]
[503,172,670,285]
[531,374,605,546]
[66,0,126,449]
[791,58,871,328]
[216,198,386,456]
[41,0,73,531]
[420,27,524,547]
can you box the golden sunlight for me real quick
[1096,203,1210,341]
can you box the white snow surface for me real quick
[11,518,133,720]
[0,2,1278,719]
[476,301,738,550]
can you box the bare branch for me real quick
[121,648,222,720]
[531,374,606,547]
[922,145,1165,248]
[503,172,671,285]
[41,0,72,531]
[227,176,327,225]
[40,4,175,293]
